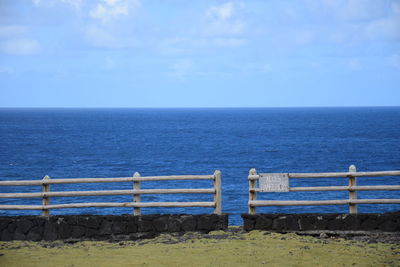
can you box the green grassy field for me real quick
[0,229,399,267]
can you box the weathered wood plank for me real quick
[251,185,400,192]
[0,175,215,186]
[0,188,216,198]
[348,165,357,214]
[0,201,216,210]
[42,175,50,216]
[248,170,400,180]
[213,170,222,215]
[249,199,400,206]
[248,168,257,215]
[133,172,141,216]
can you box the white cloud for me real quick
[204,2,245,36]
[0,38,40,55]
[89,0,139,23]
[84,0,141,48]
[89,4,128,22]
[206,2,234,20]
[158,2,247,54]
[105,0,119,6]
[85,25,137,48]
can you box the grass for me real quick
[0,228,399,266]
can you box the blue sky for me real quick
[0,0,399,107]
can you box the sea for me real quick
[0,107,399,225]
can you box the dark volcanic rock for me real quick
[286,216,300,231]
[214,214,228,230]
[138,220,154,232]
[26,227,43,241]
[0,214,227,241]
[0,219,12,232]
[87,217,100,229]
[243,218,255,231]
[255,216,272,229]
[379,220,397,232]
[86,228,98,238]
[32,217,46,227]
[1,229,14,241]
[168,218,181,232]
[7,221,17,233]
[153,216,169,232]
[327,218,343,230]
[17,219,33,234]
[99,220,113,235]
[314,217,327,230]
[198,215,215,230]
[112,221,128,234]
[13,229,26,240]
[126,221,138,233]
[360,219,378,231]
[342,215,359,230]
[241,212,400,232]
[181,215,197,231]
[43,222,58,241]
[58,222,73,239]
[272,216,287,231]
[71,226,86,238]
[299,216,316,231]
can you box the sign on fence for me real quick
[259,173,289,192]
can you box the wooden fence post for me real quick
[348,165,357,214]
[213,170,222,215]
[249,168,257,215]
[42,175,50,216]
[133,172,141,215]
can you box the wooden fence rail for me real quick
[0,171,222,216]
[248,165,400,215]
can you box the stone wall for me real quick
[241,212,400,232]
[0,214,228,241]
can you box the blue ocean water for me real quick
[0,107,399,225]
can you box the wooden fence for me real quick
[0,170,222,216]
[248,165,400,215]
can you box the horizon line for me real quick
[0,105,399,109]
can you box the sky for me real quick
[0,0,399,108]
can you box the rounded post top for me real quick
[133,172,140,177]
[43,175,50,180]
[249,168,257,175]
[214,170,221,176]
[349,165,357,172]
